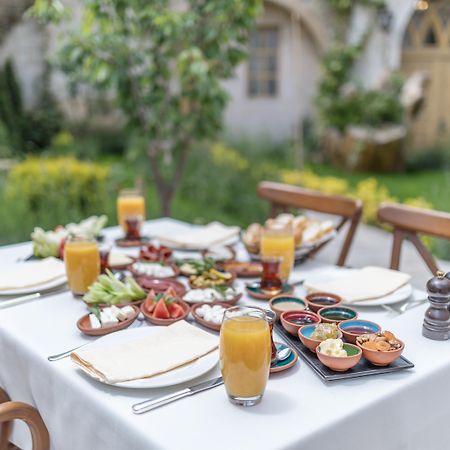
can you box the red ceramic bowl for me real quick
[280,310,320,337]
[357,339,405,366]
[306,292,342,313]
[317,343,362,372]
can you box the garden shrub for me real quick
[5,157,110,230]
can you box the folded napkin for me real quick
[154,222,240,250]
[0,257,66,292]
[71,321,219,384]
[304,266,411,303]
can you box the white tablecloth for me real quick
[0,218,446,450]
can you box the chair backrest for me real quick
[0,388,49,450]
[257,181,363,266]
[377,202,450,274]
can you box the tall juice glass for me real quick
[117,189,145,233]
[260,222,295,282]
[220,307,271,406]
[64,236,100,296]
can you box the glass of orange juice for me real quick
[117,189,145,235]
[220,306,271,406]
[260,221,295,282]
[64,236,100,297]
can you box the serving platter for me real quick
[74,327,219,388]
[275,323,414,382]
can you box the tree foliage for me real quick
[30,0,261,214]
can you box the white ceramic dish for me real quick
[74,327,219,389]
[348,283,413,306]
[0,275,67,296]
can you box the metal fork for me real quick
[382,298,427,315]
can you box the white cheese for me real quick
[100,311,119,327]
[89,314,101,329]
[110,305,127,321]
[120,305,135,320]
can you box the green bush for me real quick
[5,157,110,233]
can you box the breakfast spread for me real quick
[356,331,402,351]
[311,323,340,341]
[317,339,347,357]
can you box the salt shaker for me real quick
[422,271,450,341]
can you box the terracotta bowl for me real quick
[318,306,358,324]
[280,310,320,337]
[77,305,140,336]
[269,295,308,319]
[182,291,242,306]
[140,299,190,326]
[188,272,236,290]
[128,262,180,278]
[298,324,343,353]
[136,277,187,298]
[338,320,382,344]
[357,339,405,366]
[317,343,362,372]
[191,302,232,331]
[306,292,343,313]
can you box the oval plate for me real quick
[74,327,219,388]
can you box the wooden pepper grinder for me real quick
[422,271,450,340]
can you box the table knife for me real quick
[132,376,223,414]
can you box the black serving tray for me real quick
[275,323,414,382]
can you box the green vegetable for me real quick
[84,270,146,305]
[177,257,215,275]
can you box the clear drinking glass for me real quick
[64,235,100,297]
[260,221,295,282]
[116,189,145,234]
[220,306,271,406]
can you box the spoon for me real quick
[271,346,292,367]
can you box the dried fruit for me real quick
[362,341,379,351]
[376,341,391,351]
[357,330,402,352]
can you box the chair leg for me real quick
[0,389,11,450]
[409,233,439,275]
[0,402,49,450]
[337,212,361,267]
[390,229,404,270]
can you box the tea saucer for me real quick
[246,282,294,300]
[270,342,298,374]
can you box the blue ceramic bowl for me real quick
[318,306,358,324]
[298,324,343,353]
[338,320,381,344]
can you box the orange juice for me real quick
[260,227,295,281]
[117,191,145,231]
[64,239,100,296]
[220,315,271,402]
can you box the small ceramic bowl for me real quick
[280,310,320,336]
[306,292,343,313]
[136,277,187,298]
[182,291,242,306]
[357,339,405,366]
[191,302,232,331]
[77,305,140,336]
[269,295,308,319]
[188,272,236,290]
[317,343,362,372]
[140,299,190,326]
[318,306,358,324]
[298,324,343,353]
[338,320,382,344]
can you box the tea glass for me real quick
[117,189,145,234]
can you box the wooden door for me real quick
[401,1,450,150]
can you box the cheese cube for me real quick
[110,305,127,321]
[100,311,119,327]
[89,314,101,329]
[120,306,135,320]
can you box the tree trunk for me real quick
[155,181,174,217]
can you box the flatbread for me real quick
[304,266,411,303]
[0,257,66,291]
[71,321,219,384]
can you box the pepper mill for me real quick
[422,271,450,341]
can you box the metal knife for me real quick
[132,376,223,414]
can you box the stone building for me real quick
[0,0,448,150]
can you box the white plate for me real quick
[0,275,67,296]
[347,283,413,306]
[75,327,219,389]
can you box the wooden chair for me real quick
[377,202,450,274]
[257,181,363,266]
[0,388,49,450]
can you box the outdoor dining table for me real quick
[0,218,447,450]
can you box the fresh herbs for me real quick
[83,269,146,305]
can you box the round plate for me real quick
[270,342,298,374]
[135,277,187,297]
[344,284,413,307]
[0,275,67,296]
[75,327,219,388]
[246,282,294,300]
[115,236,150,248]
[77,305,140,336]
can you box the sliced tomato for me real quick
[144,296,156,313]
[169,303,185,319]
[153,298,170,319]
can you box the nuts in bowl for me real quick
[356,331,404,366]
